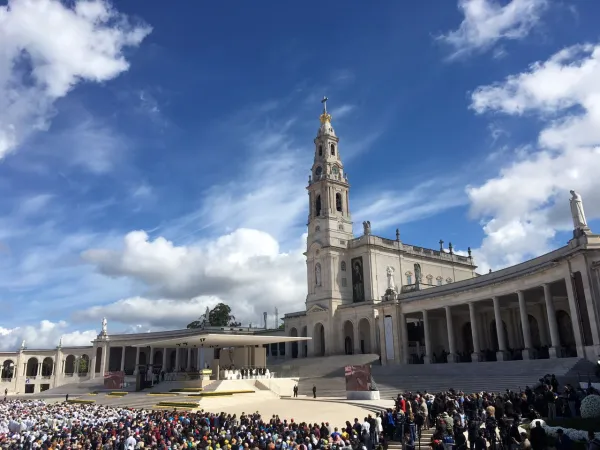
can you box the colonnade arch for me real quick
[79,354,90,374]
[26,358,39,377]
[95,347,102,374]
[41,357,53,376]
[64,355,75,374]
[1,360,15,379]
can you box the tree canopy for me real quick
[187,303,241,329]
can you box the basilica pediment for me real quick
[307,304,329,314]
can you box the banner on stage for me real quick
[344,365,372,392]
[104,371,125,389]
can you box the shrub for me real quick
[580,394,600,419]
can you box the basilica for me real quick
[282,99,600,365]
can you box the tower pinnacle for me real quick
[320,96,332,124]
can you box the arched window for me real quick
[338,224,344,231]
[341,261,347,271]
[315,226,320,232]
[315,195,321,216]
[405,271,413,285]
[318,145,323,156]
[335,193,342,212]
[331,143,336,156]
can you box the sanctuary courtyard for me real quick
[1,101,600,396]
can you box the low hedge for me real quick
[155,401,200,408]
[67,399,95,404]
[169,388,203,392]
[188,390,254,397]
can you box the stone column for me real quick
[378,312,388,365]
[517,290,533,360]
[370,317,378,356]
[120,346,126,372]
[149,347,155,365]
[543,283,561,358]
[199,348,205,369]
[90,348,97,379]
[564,274,584,357]
[577,267,600,351]
[133,347,141,375]
[187,348,192,370]
[99,344,107,377]
[174,348,181,372]
[400,312,409,364]
[444,306,457,363]
[162,348,168,370]
[468,302,481,362]
[492,297,508,360]
[353,322,361,354]
[422,310,431,364]
[37,362,42,377]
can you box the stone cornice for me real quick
[399,243,581,303]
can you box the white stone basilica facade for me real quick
[283,100,600,365]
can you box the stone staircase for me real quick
[299,357,587,398]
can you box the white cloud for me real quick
[353,178,468,231]
[440,0,547,59]
[0,0,151,159]
[466,42,600,269]
[0,320,97,351]
[330,104,355,120]
[81,228,307,326]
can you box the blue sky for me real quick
[2,0,600,349]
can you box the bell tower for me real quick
[307,97,353,249]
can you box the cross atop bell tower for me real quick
[307,97,353,249]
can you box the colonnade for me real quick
[408,274,598,364]
[92,344,207,378]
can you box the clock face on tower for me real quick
[315,166,322,177]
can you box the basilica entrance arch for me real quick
[301,326,308,357]
[343,321,354,355]
[358,318,371,354]
[289,327,299,358]
[313,323,326,357]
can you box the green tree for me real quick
[209,303,237,327]
[78,358,88,374]
[187,303,240,329]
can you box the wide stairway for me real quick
[298,357,591,397]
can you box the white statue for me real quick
[570,190,589,232]
[386,266,396,292]
[101,317,107,334]
[315,263,322,286]
[362,221,371,236]
[20,340,25,349]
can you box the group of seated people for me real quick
[220,367,272,380]
[1,373,599,450]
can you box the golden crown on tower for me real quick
[319,111,332,124]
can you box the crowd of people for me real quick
[0,374,598,450]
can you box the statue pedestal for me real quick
[347,390,380,401]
